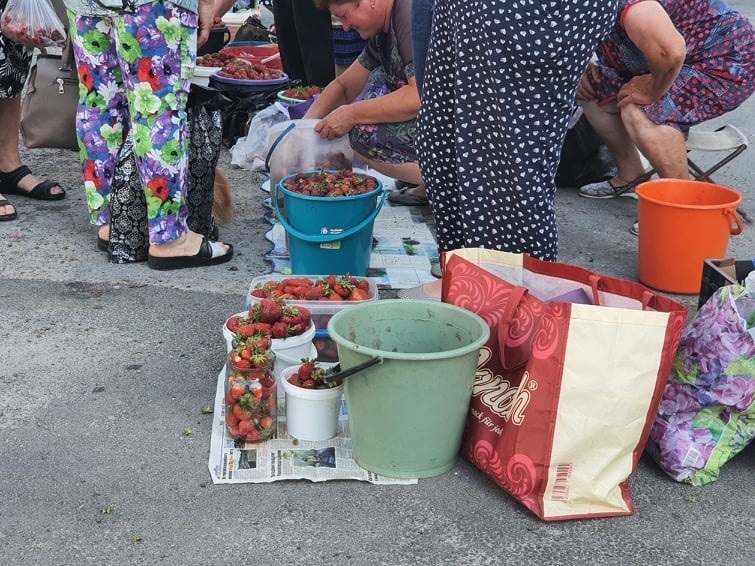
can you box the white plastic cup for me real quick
[270,321,316,359]
[280,365,343,441]
[223,313,315,357]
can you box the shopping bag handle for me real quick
[588,273,661,311]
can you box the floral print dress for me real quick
[68,1,197,244]
[591,0,755,132]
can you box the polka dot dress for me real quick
[416,0,618,260]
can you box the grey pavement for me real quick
[2,4,755,565]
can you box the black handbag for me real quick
[19,36,78,151]
[89,0,138,13]
[233,15,276,44]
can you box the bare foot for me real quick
[98,225,110,241]
[0,193,16,219]
[148,230,231,258]
[422,279,442,299]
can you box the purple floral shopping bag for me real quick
[647,285,755,485]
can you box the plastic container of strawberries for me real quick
[245,274,379,331]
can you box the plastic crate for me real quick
[698,258,754,310]
[246,274,379,331]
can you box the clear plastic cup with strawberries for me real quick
[225,348,277,443]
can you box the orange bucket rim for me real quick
[635,179,742,210]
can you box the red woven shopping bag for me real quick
[442,249,687,520]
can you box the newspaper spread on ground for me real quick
[208,367,418,485]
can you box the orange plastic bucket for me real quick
[635,179,743,294]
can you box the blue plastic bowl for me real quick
[211,71,289,93]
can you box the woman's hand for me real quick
[617,74,660,107]
[314,105,356,140]
[575,62,598,101]
[197,0,214,48]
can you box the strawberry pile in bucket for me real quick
[281,170,379,197]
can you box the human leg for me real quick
[411,0,434,96]
[0,32,63,210]
[115,3,231,266]
[356,154,424,187]
[69,13,125,237]
[579,99,649,186]
[272,0,306,84]
[292,0,334,87]
[621,103,689,179]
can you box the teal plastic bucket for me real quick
[327,300,490,478]
[274,172,385,276]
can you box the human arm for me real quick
[304,61,421,140]
[197,0,214,47]
[616,1,686,107]
[214,0,237,19]
[575,60,600,101]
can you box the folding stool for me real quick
[618,123,750,194]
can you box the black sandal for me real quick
[147,237,233,270]
[0,165,66,201]
[0,198,17,221]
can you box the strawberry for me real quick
[289,322,308,336]
[304,286,326,300]
[226,315,242,332]
[252,334,271,351]
[255,298,284,324]
[251,350,273,368]
[297,361,315,381]
[349,287,372,301]
[255,322,273,336]
[237,323,257,338]
[271,321,289,338]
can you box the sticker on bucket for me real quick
[320,227,343,249]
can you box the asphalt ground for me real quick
[1,3,754,565]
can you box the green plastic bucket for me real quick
[327,300,490,478]
[273,173,385,276]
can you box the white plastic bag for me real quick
[230,102,290,171]
[1,0,66,48]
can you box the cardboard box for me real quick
[698,258,754,310]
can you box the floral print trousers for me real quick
[69,2,197,244]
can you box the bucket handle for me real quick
[321,356,383,383]
[264,121,296,173]
[726,208,744,235]
[273,181,386,243]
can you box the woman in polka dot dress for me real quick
[577,0,755,203]
[416,1,618,262]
